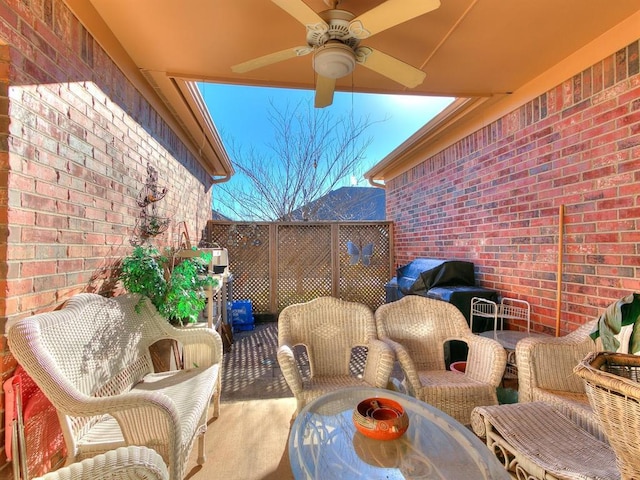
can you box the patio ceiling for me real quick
[64,0,640,178]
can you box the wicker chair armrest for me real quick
[381,338,421,395]
[34,446,169,480]
[362,339,395,388]
[68,389,180,423]
[167,326,223,369]
[516,334,594,402]
[46,389,182,453]
[134,295,223,370]
[465,335,507,387]
[110,395,182,449]
[470,405,490,439]
[277,344,303,396]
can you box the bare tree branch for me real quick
[213,100,383,221]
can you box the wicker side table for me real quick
[471,401,619,480]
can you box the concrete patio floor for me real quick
[184,322,295,480]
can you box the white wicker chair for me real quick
[7,293,223,480]
[33,446,169,480]
[375,295,507,425]
[515,320,601,437]
[277,296,395,415]
[517,296,638,441]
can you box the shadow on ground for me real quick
[221,322,293,402]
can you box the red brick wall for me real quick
[0,0,213,474]
[388,39,640,335]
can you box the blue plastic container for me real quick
[231,300,254,332]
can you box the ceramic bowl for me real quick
[352,397,409,441]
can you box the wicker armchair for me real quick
[33,446,169,480]
[375,295,506,425]
[277,296,395,415]
[516,319,604,437]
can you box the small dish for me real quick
[352,397,409,440]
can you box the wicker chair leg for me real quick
[212,387,220,419]
[197,435,206,465]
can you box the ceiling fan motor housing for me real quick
[313,42,356,78]
[309,9,360,79]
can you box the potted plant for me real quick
[119,245,218,325]
[120,245,219,371]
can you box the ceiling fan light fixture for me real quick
[313,42,355,79]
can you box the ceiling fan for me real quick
[231,0,440,108]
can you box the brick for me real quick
[57,258,83,273]
[57,231,84,245]
[83,206,105,221]
[66,245,93,258]
[21,260,56,277]
[10,172,35,192]
[21,227,58,243]
[34,274,66,292]
[35,212,68,229]
[6,278,33,295]
[34,245,67,260]
[19,291,57,313]
[21,192,55,211]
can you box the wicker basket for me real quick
[574,351,640,479]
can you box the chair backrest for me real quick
[8,294,170,457]
[8,294,165,404]
[375,295,471,371]
[278,296,376,376]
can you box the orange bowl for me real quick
[352,397,409,440]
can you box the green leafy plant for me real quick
[120,245,218,325]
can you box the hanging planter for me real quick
[136,213,170,238]
[130,163,170,245]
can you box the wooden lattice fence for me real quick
[205,221,394,315]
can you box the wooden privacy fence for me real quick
[205,221,394,316]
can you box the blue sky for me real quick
[200,83,453,180]
[198,83,452,218]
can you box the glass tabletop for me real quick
[289,387,510,480]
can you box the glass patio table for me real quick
[289,386,510,479]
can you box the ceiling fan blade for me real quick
[357,48,426,88]
[231,46,312,73]
[349,0,441,39]
[315,75,336,108]
[272,0,327,29]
